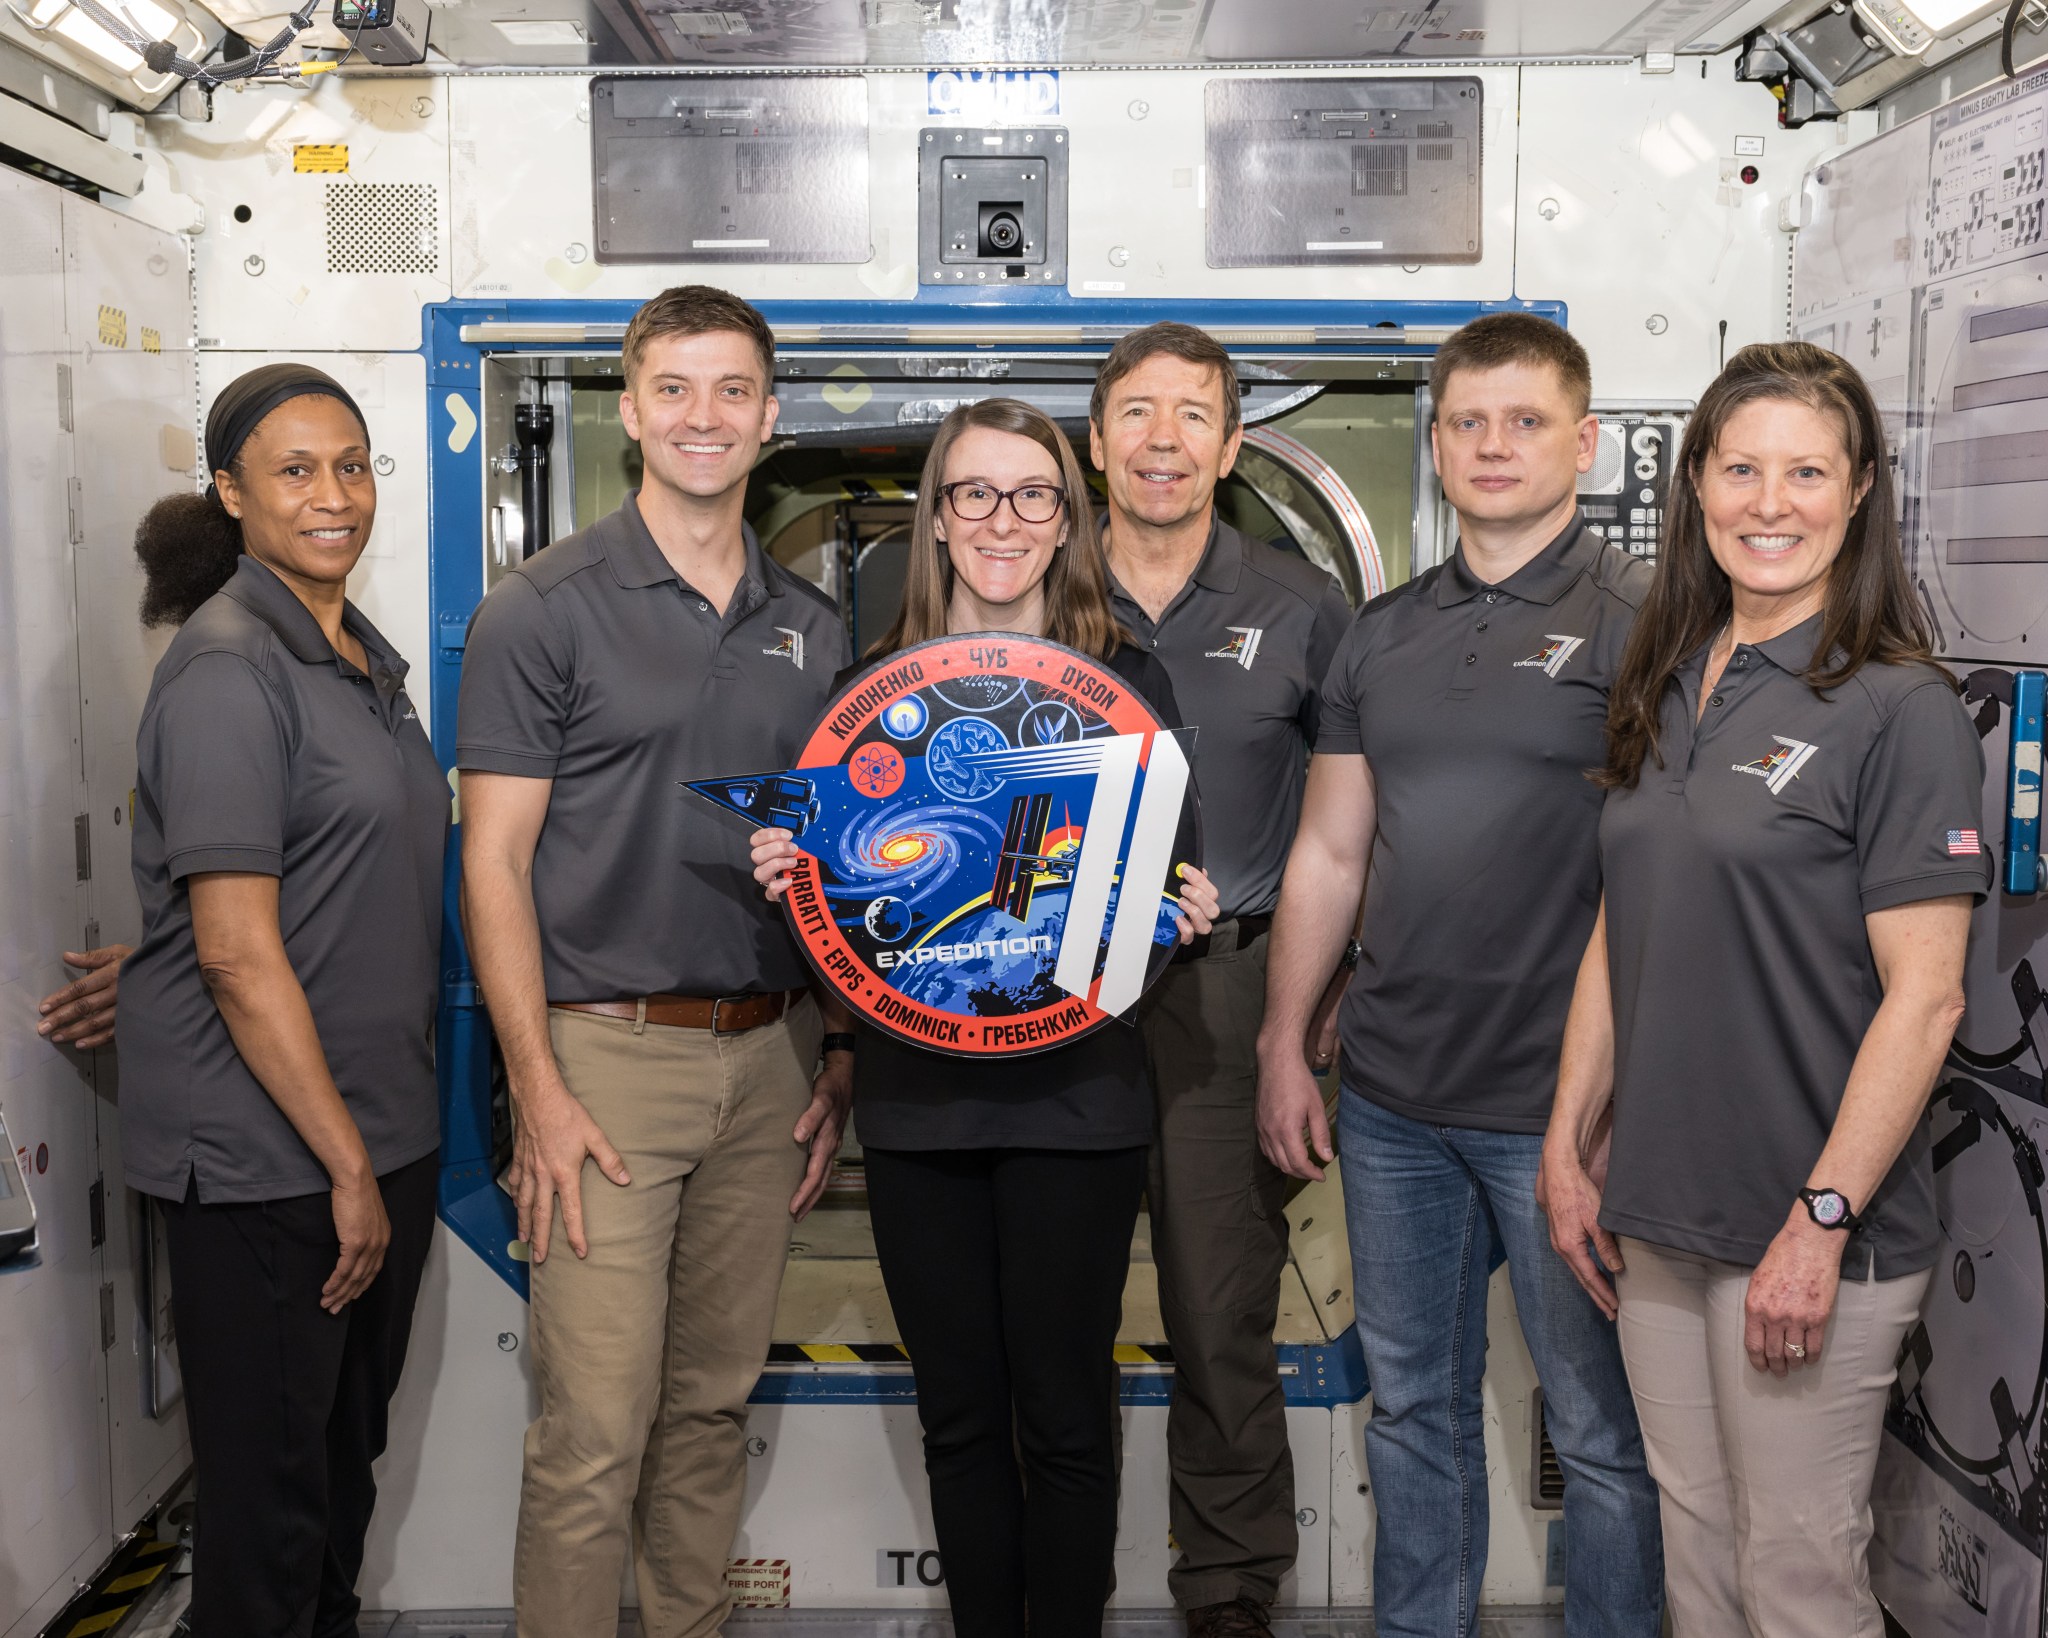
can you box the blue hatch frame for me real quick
[421,289,1568,1409]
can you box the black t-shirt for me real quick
[852,642,1186,1152]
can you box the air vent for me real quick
[1417,121,1454,140]
[1417,143,1455,161]
[1530,1388,1566,1510]
[736,140,792,194]
[1352,144,1408,197]
[325,182,439,275]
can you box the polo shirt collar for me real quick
[606,490,777,601]
[1435,511,1596,609]
[219,554,406,681]
[1103,513,1244,606]
[1190,517,1245,594]
[1754,611,1830,674]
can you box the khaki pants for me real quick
[1614,1236,1932,1638]
[1139,925,1297,1610]
[513,999,819,1638]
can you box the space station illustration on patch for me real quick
[686,633,1200,1057]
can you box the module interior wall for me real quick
[1514,62,1854,401]
[445,65,1523,306]
[153,76,451,353]
[162,64,1841,343]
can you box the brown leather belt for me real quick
[550,991,799,1033]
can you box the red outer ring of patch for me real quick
[785,632,1170,1058]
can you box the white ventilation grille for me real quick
[325,183,439,275]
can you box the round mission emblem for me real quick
[722,633,1200,1057]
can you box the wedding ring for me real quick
[1787,1342,1807,1359]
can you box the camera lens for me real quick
[986,212,1021,253]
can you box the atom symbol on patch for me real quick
[850,742,906,799]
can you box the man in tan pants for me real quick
[457,286,856,1637]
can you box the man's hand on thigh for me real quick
[513,1083,632,1262]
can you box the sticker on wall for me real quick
[821,363,873,415]
[97,306,126,348]
[686,633,1200,1058]
[139,327,161,355]
[444,392,477,454]
[293,144,349,173]
[725,1560,791,1608]
[926,68,1059,121]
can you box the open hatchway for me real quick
[466,339,1423,1363]
[390,310,1673,1610]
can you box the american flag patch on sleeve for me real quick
[1947,828,1981,856]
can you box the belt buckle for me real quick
[711,995,750,1035]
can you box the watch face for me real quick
[1812,1191,1849,1226]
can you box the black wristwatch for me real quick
[1338,938,1362,972]
[1798,1187,1862,1232]
[820,1032,858,1058]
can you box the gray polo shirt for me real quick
[1107,519,1350,920]
[456,493,850,1001]
[1598,618,1990,1279]
[1318,513,1650,1132]
[119,555,447,1203]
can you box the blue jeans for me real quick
[1339,1092,1663,1638]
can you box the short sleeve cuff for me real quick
[1314,733,1365,757]
[455,744,562,777]
[167,844,284,880]
[1860,868,1990,913]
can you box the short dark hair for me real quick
[1090,321,1242,439]
[620,284,777,390]
[1429,312,1591,422]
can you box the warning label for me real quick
[725,1558,791,1608]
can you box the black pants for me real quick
[865,1144,1148,1638]
[162,1152,437,1638]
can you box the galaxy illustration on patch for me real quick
[686,633,1200,1057]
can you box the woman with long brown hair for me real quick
[752,397,1217,1636]
[1537,342,1986,1636]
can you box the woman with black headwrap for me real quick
[116,365,448,1636]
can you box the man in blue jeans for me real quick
[1254,313,1663,1637]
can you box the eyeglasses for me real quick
[938,482,1068,525]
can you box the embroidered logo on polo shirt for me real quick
[763,627,806,669]
[1205,627,1264,669]
[1513,635,1586,677]
[1732,735,1818,794]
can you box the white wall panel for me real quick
[156,77,450,353]
[1516,64,1852,400]
[61,193,197,1532]
[0,169,110,1638]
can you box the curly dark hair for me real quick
[136,477,242,627]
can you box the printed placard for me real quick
[688,633,1198,1057]
[726,1558,791,1607]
